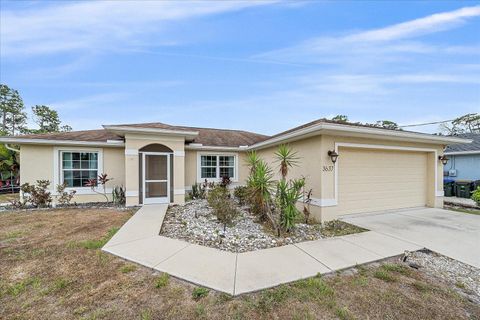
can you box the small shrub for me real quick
[219,176,231,188]
[234,186,248,206]
[155,273,170,288]
[191,183,206,200]
[373,269,396,282]
[471,186,480,206]
[56,183,76,206]
[112,185,126,206]
[192,287,209,300]
[207,186,239,231]
[21,180,52,208]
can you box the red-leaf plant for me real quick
[85,173,112,203]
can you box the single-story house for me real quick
[0,119,470,221]
[444,133,480,181]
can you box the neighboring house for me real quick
[0,119,469,221]
[444,133,480,181]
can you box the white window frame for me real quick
[197,152,238,183]
[53,147,104,194]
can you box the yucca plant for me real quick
[246,160,275,224]
[274,144,299,180]
[276,178,304,233]
[246,151,260,174]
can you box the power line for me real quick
[399,119,455,128]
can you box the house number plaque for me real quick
[322,165,334,172]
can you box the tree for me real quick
[30,105,72,133]
[330,115,349,123]
[0,84,27,135]
[439,113,480,135]
[371,120,401,130]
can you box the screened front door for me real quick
[142,153,170,204]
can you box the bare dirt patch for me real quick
[1,208,479,320]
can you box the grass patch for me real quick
[5,277,41,296]
[412,281,433,293]
[120,264,136,274]
[192,287,209,301]
[373,269,396,283]
[294,273,334,299]
[77,227,119,249]
[2,230,23,240]
[155,273,170,288]
[335,306,354,320]
[381,263,410,275]
[321,220,368,237]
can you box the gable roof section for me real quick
[445,133,480,154]
[249,118,471,149]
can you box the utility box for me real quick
[449,169,457,177]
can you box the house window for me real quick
[200,155,236,180]
[61,152,98,187]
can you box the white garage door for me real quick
[337,148,428,215]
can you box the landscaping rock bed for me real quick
[406,250,480,304]
[160,199,365,253]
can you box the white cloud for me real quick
[346,6,480,42]
[0,1,276,56]
[257,6,480,64]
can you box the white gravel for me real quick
[160,199,325,253]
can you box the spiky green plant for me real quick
[274,144,299,179]
[276,178,303,232]
[246,151,260,174]
[246,160,275,222]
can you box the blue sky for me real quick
[0,1,479,135]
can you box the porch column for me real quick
[125,148,140,207]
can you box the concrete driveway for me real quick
[341,207,480,268]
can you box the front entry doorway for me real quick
[142,152,170,204]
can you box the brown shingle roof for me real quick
[113,122,269,147]
[5,123,268,148]
[10,129,123,142]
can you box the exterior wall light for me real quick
[438,155,449,165]
[328,150,339,163]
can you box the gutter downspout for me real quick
[4,144,20,153]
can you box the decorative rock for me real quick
[160,199,326,253]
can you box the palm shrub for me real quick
[274,144,299,179]
[246,159,274,220]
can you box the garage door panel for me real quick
[338,148,427,215]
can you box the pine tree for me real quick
[0,84,27,135]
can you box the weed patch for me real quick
[120,264,136,274]
[192,287,209,300]
[155,273,170,288]
[374,270,396,282]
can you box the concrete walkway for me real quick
[103,205,422,295]
[342,207,480,268]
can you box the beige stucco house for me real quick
[0,119,469,221]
